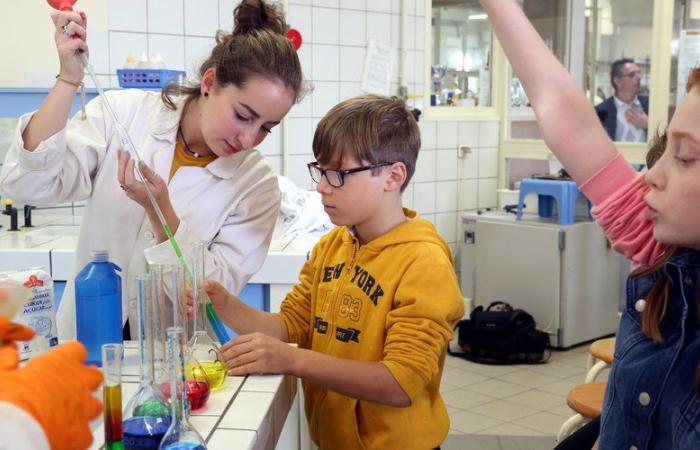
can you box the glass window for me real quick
[584,0,654,143]
[508,0,574,139]
[507,0,655,143]
[669,0,700,118]
[430,0,492,108]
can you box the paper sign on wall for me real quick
[676,30,700,105]
[361,40,395,95]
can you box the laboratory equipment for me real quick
[160,327,208,450]
[123,274,171,450]
[75,250,122,365]
[102,343,124,450]
[45,0,228,342]
[151,264,210,410]
[460,211,624,348]
[187,241,226,390]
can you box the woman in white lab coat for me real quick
[0,0,306,341]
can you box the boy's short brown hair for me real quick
[312,94,420,191]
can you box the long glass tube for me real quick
[160,327,207,450]
[102,343,124,450]
[123,274,171,450]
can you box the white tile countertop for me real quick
[89,341,297,450]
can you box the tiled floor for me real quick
[440,342,609,450]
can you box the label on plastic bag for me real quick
[2,269,58,360]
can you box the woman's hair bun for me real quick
[232,0,287,36]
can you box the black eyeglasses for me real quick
[307,161,395,188]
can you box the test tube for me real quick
[102,343,124,450]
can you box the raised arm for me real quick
[23,11,88,151]
[480,0,618,183]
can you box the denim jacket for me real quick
[599,249,700,449]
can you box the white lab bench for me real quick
[89,341,299,450]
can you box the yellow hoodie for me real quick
[278,208,465,450]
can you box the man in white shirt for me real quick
[595,58,649,142]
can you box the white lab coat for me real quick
[0,89,281,341]
[0,402,49,450]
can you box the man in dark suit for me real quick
[595,58,649,142]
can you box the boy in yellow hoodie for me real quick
[203,94,465,450]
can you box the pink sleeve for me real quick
[580,154,667,268]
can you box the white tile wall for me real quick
[98,0,502,249]
[185,0,219,37]
[148,0,184,34]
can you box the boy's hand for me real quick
[221,332,297,376]
[204,280,232,315]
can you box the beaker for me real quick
[187,241,226,390]
[159,326,208,450]
[123,274,171,450]
[102,343,124,450]
[151,263,210,411]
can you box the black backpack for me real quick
[448,301,551,365]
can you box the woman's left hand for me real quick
[220,332,297,376]
[117,149,169,212]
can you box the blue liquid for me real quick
[163,443,206,450]
[123,416,171,450]
[75,258,122,366]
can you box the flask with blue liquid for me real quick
[75,250,123,366]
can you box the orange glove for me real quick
[0,316,35,371]
[0,341,104,450]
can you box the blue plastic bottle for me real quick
[75,250,123,366]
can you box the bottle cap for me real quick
[91,250,109,262]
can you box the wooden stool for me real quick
[585,337,615,382]
[556,381,607,442]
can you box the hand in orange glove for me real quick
[0,341,104,450]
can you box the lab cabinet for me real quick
[460,211,624,348]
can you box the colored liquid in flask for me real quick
[160,380,210,410]
[187,361,227,390]
[104,385,124,450]
[134,399,170,417]
[123,416,171,450]
[163,443,206,450]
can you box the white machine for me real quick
[459,211,625,348]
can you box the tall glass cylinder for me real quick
[102,343,124,450]
[159,326,207,450]
[187,241,226,390]
[151,263,210,411]
[123,274,171,450]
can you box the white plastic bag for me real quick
[0,268,58,360]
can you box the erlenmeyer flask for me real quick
[123,274,171,450]
[187,241,226,390]
[151,263,210,411]
[159,326,207,450]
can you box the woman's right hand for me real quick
[50,10,88,85]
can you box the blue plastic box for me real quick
[117,69,186,88]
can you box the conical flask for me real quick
[151,263,210,411]
[187,241,226,390]
[159,326,208,450]
[123,273,172,450]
